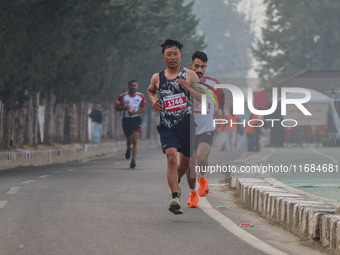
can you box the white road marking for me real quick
[309,147,339,164]
[22,180,35,184]
[0,201,8,208]
[200,197,288,255]
[53,171,62,174]
[37,175,49,178]
[248,148,276,164]
[67,168,76,172]
[7,186,21,195]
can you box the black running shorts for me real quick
[193,131,215,150]
[122,116,142,137]
[157,115,196,158]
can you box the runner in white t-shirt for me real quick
[178,51,225,208]
[115,80,146,169]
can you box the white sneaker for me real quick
[168,197,183,215]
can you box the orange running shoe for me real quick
[198,177,209,197]
[187,192,199,208]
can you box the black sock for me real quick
[178,178,181,183]
[172,192,178,199]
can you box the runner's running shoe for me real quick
[187,192,199,208]
[198,177,209,197]
[130,159,136,169]
[168,197,183,215]
[125,147,131,160]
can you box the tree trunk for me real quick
[106,101,114,139]
[43,88,56,145]
[76,101,89,143]
[13,105,27,146]
[113,110,118,140]
[101,108,107,140]
[0,101,3,142]
[24,99,34,146]
[1,107,14,150]
[113,110,123,140]
[107,110,113,140]
[53,102,65,143]
[67,103,77,143]
[63,104,70,143]
[76,102,83,142]
[83,102,89,143]
[32,93,40,147]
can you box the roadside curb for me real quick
[233,176,340,253]
[0,140,159,170]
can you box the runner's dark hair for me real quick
[161,39,183,54]
[192,51,208,63]
[128,80,137,86]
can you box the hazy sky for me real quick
[238,0,266,78]
[186,0,266,78]
[238,0,265,38]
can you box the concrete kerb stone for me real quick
[250,184,273,211]
[241,183,265,205]
[235,177,340,252]
[262,190,288,216]
[321,215,333,248]
[286,199,325,231]
[236,178,268,204]
[259,188,286,213]
[231,175,238,188]
[306,208,336,241]
[337,220,340,253]
[320,215,340,251]
[299,205,335,239]
[236,178,267,192]
[276,195,304,224]
[0,139,159,170]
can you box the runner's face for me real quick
[163,46,182,69]
[128,82,138,93]
[190,58,207,79]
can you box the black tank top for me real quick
[158,67,192,128]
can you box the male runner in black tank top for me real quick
[147,39,203,215]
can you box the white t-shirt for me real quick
[115,92,146,118]
[193,76,222,135]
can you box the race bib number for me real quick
[193,101,211,114]
[163,93,187,112]
[129,105,138,112]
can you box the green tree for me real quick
[190,0,253,78]
[0,0,204,148]
[252,0,340,84]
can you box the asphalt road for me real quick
[0,146,333,255]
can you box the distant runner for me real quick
[147,39,202,215]
[115,80,146,168]
[178,51,224,208]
